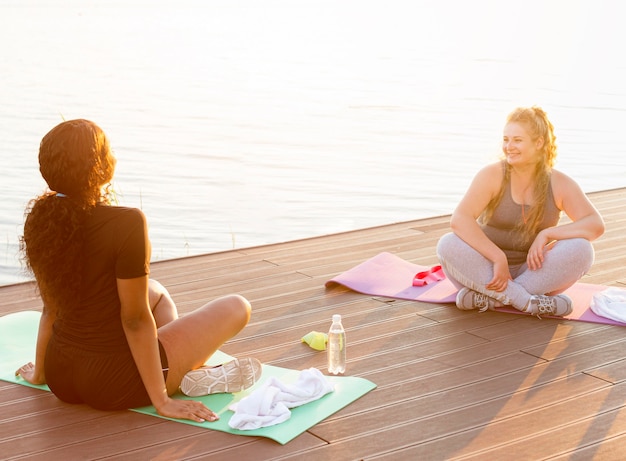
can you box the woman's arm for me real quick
[450,163,511,291]
[117,275,217,422]
[15,297,57,384]
[545,170,605,241]
[117,275,169,407]
[526,171,605,270]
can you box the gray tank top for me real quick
[481,165,561,265]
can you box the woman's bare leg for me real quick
[157,294,251,395]
[149,279,178,327]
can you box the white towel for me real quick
[590,287,626,324]
[228,367,335,430]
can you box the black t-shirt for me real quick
[52,206,151,353]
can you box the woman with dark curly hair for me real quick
[16,119,261,422]
[437,106,605,317]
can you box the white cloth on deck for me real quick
[228,367,334,430]
[590,287,626,324]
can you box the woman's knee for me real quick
[552,238,595,268]
[148,279,170,303]
[437,232,476,268]
[569,237,594,258]
[222,294,252,328]
[436,232,459,260]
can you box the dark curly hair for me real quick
[20,119,116,310]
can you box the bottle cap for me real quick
[333,314,341,322]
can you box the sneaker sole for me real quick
[456,287,479,310]
[555,295,574,317]
[180,357,262,397]
[526,294,573,318]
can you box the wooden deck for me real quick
[1,187,625,460]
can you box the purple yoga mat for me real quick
[325,252,623,326]
[326,252,458,303]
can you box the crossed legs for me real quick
[148,280,251,395]
[436,232,594,310]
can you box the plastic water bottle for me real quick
[327,314,346,375]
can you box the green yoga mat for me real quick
[0,311,376,445]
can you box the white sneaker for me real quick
[525,294,573,318]
[180,357,262,397]
[455,287,495,312]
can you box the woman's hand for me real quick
[486,258,512,292]
[15,362,46,385]
[155,396,219,423]
[527,231,555,271]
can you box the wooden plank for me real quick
[0,187,625,460]
[360,381,626,460]
[308,373,607,456]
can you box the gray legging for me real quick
[436,232,594,310]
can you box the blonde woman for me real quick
[437,106,605,316]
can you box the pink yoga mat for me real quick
[325,252,623,325]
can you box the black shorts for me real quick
[45,337,169,411]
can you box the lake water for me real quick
[1,0,625,286]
